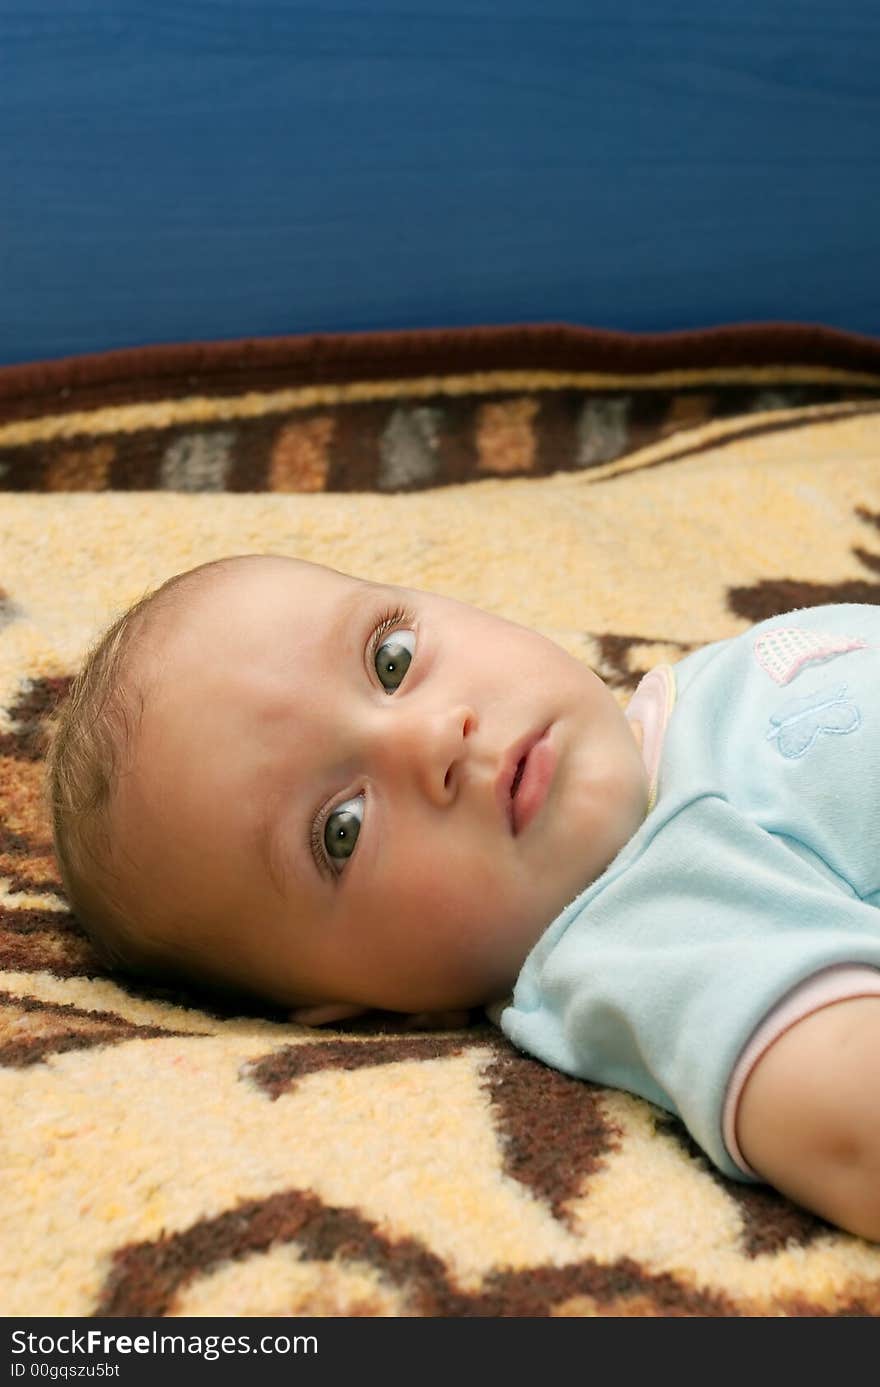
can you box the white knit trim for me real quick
[723,963,880,1177]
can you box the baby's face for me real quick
[115,555,648,1013]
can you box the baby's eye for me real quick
[323,794,364,869]
[374,629,416,693]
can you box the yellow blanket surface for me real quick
[3,322,880,1316]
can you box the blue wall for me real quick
[3,1,879,365]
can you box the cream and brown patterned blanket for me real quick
[4,322,880,1317]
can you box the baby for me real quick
[44,552,880,1241]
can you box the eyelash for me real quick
[366,604,415,681]
[309,603,417,880]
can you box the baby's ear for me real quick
[289,1001,368,1027]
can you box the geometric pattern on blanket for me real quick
[3,321,880,1316]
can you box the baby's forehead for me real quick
[147,553,334,628]
[174,553,364,606]
[132,553,373,674]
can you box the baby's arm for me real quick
[736,997,880,1240]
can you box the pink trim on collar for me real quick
[625,664,676,813]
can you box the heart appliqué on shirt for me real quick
[754,627,867,685]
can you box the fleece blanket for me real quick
[4,321,880,1318]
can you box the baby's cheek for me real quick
[408,856,478,924]
[382,818,534,959]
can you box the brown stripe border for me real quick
[2,320,880,423]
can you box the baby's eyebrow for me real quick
[254,580,374,900]
[257,790,296,901]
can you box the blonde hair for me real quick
[41,557,244,986]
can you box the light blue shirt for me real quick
[500,605,880,1180]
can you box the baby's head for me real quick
[44,554,649,1021]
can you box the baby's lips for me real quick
[509,728,556,836]
[495,725,548,832]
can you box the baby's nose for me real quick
[378,704,476,804]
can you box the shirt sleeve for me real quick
[721,963,880,1175]
[500,795,880,1181]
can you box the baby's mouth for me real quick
[510,756,527,799]
[508,727,557,836]
[496,724,554,835]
